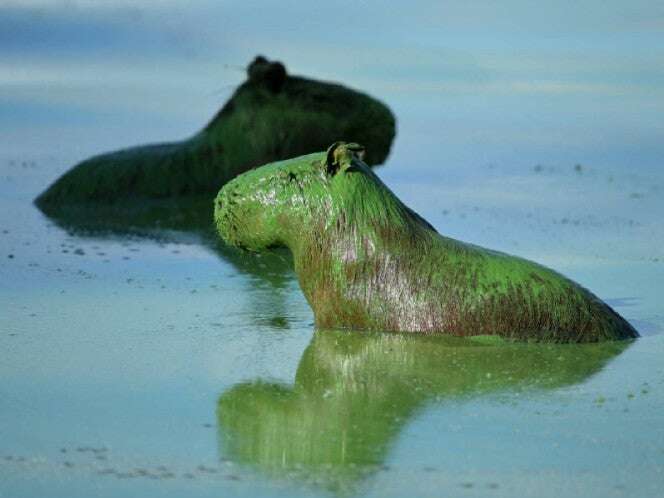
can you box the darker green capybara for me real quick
[35,56,395,205]
[214,142,638,342]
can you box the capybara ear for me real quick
[247,55,287,93]
[325,142,345,176]
[325,142,366,176]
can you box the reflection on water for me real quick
[37,196,292,280]
[36,196,296,325]
[217,330,630,494]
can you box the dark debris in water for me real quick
[2,445,247,483]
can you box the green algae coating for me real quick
[214,142,639,342]
[217,330,630,492]
[34,56,395,205]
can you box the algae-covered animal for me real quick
[35,56,395,205]
[214,142,638,342]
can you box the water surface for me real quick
[2,2,664,497]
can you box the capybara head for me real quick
[214,142,411,253]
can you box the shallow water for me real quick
[3,138,664,498]
[2,2,664,497]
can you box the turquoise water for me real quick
[2,2,664,497]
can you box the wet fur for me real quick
[215,144,638,342]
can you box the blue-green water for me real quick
[2,2,664,497]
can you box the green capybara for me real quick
[35,56,395,205]
[214,142,638,343]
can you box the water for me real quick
[2,2,664,497]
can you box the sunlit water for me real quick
[2,2,664,497]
